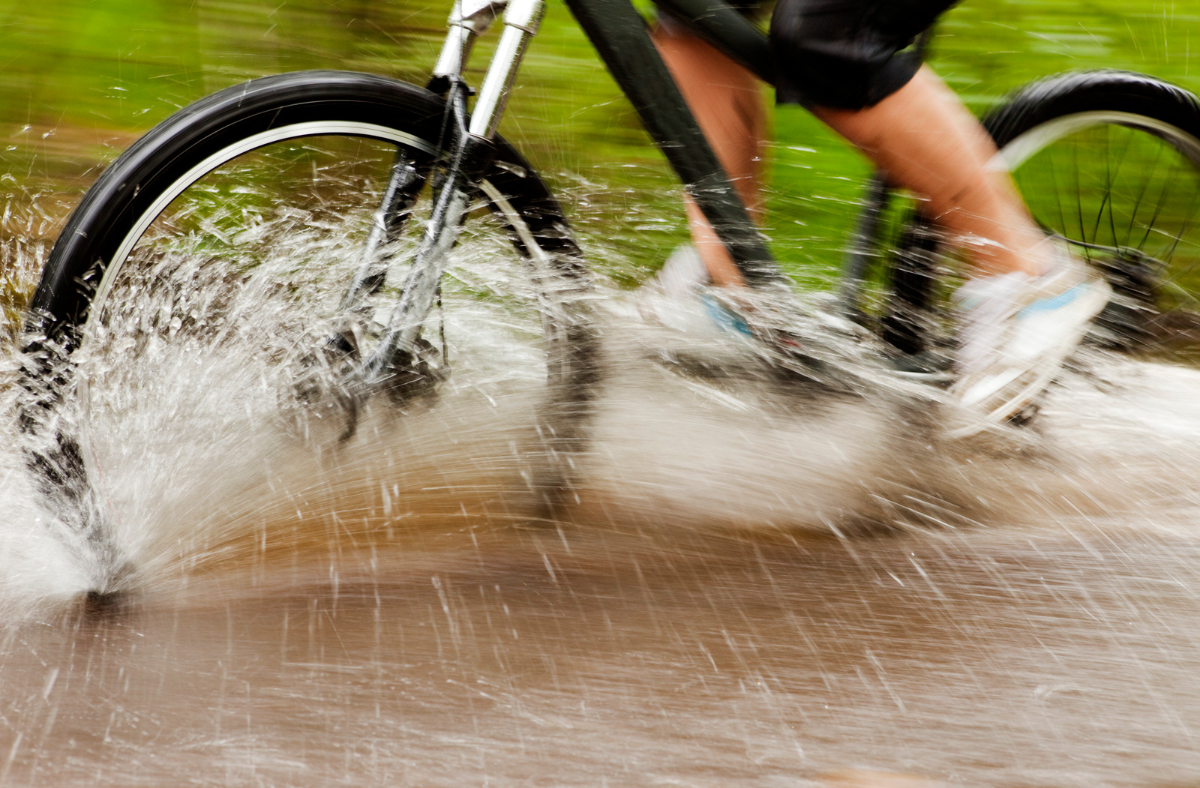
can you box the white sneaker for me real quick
[948,242,1111,437]
[638,244,754,338]
[654,243,709,299]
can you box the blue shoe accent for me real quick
[699,293,753,338]
[1020,282,1089,315]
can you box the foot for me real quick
[637,244,747,338]
[948,240,1111,436]
[641,244,863,341]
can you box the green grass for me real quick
[0,0,1196,295]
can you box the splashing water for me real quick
[5,178,1200,787]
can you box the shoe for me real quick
[638,244,756,339]
[640,246,864,388]
[653,243,709,299]
[948,240,1111,437]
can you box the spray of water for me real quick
[9,204,1200,605]
[5,175,1200,785]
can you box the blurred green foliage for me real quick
[0,0,1195,289]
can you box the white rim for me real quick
[74,119,555,482]
[85,120,437,334]
[994,110,1200,172]
[76,121,445,487]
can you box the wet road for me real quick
[4,1,1200,777]
[5,328,1200,786]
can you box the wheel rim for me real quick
[997,110,1200,351]
[82,119,562,376]
[86,121,436,330]
[73,120,572,492]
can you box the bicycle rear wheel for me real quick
[879,71,1200,360]
[21,71,596,573]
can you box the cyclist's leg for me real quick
[812,66,1051,278]
[773,0,1110,429]
[773,0,1050,278]
[652,15,766,288]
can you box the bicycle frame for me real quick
[353,0,788,381]
[427,0,786,288]
[565,0,785,287]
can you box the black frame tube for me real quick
[651,0,773,84]
[563,0,785,286]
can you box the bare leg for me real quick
[814,66,1050,277]
[652,21,766,287]
[652,32,1043,286]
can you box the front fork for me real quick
[349,0,545,386]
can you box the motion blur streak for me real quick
[3,1,1200,781]
[5,275,1200,785]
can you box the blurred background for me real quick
[4,3,1200,787]
[0,0,1195,302]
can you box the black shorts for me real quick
[656,0,767,34]
[770,0,959,110]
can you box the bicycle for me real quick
[842,70,1200,372]
[16,0,1200,599]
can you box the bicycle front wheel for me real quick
[23,71,596,528]
[882,70,1200,359]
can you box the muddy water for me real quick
[5,3,1200,785]
[12,524,1200,787]
[6,316,1200,786]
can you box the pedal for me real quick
[885,349,955,385]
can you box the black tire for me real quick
[20,71,597,583]
[876,70,1200,358]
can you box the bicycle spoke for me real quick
[1072,131,1088,247]
[1124,132,1166,248]
[1090,123,1116,248]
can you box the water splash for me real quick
[6,184,1200,786]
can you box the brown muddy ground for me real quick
[5,333,1200,788]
